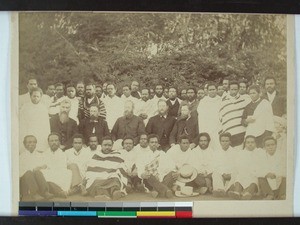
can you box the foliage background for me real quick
[19,13,287,95]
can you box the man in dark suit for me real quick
[263,77,286,117]
[50,99,78,150]
[166,87,181,118]
[146,99,176,151]
[169,103,199,149]
[79,104,110,145]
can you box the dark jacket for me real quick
[166,98,180,118]
[263,91,286,117]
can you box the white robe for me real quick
[102,95,123,131]
[19,150,46,177]
[65,147,91,177]
[66,97,79,125]
[20,102,51,151]
[166,144,192,169]
[134,100,153,125]
[188,146,214,174]
[147,95,167,118]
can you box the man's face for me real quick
[85,85,95,98]
[122,86,131,98]
[180,90,187,100]
[27,79,38,92]
[180,105,190,118]
[101,140,113,154]
[47,85,56,97]
[264,139,277,156]
[179,139,190,152]
[163,88,169,99]
[124,101,134,117]
[24,136,37,153]
[148,137,159,151]
[220,136,231,151]
[217,86,224,96]
[158,101,168,115]
[245,138,256,151]
[239,83,247,95]
[131,81,139,92]
[223,79,229,91]
[89,137,98,150]
[123,139,134,152]
[73,138,83,152]
[141,89,149,101]
[106,84,116,97]
[249,89,260,102]
[56,85,64,98]
[208,85,217,98]
[186,89,196,102]
[76,83,85,96]
[90,106,99,119]
[229,84,239,97]
[59,111,69,124]
[60,102,71,114]
[199,136,209,150]
[30,91,42,104]
[67,87,76,99]
[265,79,276,94]
[95,87,103,98]
[139,134,148,148]
[48,135,60,152]
[155,85,163,97]
[197,89,205,100]
[168,88,177,100]
[149,89,155,98]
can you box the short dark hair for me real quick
[106,83,116,89]
[186,87,196,94]
[178,135,190,143]
[88,134,98,142]
[248,85,261,94]
[95,84,102,89]
[219,132,232,141]
[27,77,37,84]
[168,86,178,93]
[29,87,43,96]
[122,84,131,90]
[180,102,192,111]
[139,133,148,140]
[148,134,159,142]
[101,135,113,144]
[47,132,61,142]
[122,136,134,146]
[238,79,248,86]
[72,133,84,141]
[55,82,64,88]
[207,82,217,89]
[264,76,277,86]
[198,132,211,143]
[85,83,95,89]
[229,81,240,89]
[23,135,37,145]
[263,136,277,146]
[141,88,150,93]
[244,135,257,143]
[155,84,164,89]
[66,83,76,89]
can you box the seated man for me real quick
[79,104,110,145]
[85,136,128,200]
[40,133,73,198]
[228,135,263,200]
[187,133,214,194]
[132,133,151,155]
[65,134,90,195]
[212,133,237,197]
[258,136,286,200]
[136,134,177,198]
[19,135,53,201]
[86,135,102,157]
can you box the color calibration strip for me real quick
[19,201,193,218]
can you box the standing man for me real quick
[135,88,153,125]
[20,87,50,151]
[146,100,176,151]
[66,83,79,124]
[111,100,145,146]
[222,78,230,99]
[131,80,141,99]
[48,83,66,117]
[219,81,251,148]
[179,89,187,101]
[217,84,224,97]
[79,105,110,145]
[95,84,104,100]
[121,84,138,106]
[102,83,123,131]
[149,84,167,117]
[50,99,78,150]
[19,77,38,109]
[197,87,205,101]
[179,87,199,117]
[239,79,248,96]
[76,81,85,98]
[78,83,106,121]
[166,87,181,118]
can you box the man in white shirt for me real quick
[136,134,177,198]
[212,133,237,197]
[121,84,138,106]
[48,83,67,117]
[86,135,102,158]
[19,77,38,109]
[66,83,79,124]
[135,88,153,125]
[148,84,167,117]
[102,83,123,131]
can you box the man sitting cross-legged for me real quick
[19,135,54,201]
[85,136,128,200]
[135,134,177,198]
[212,133,237,197]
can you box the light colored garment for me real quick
[166,144,192,169]
[147,95,167,118]
[118,149,139,172]
[245,99,275,137]
[121,95,138,107]
[234,148,264,188]
[65,147,91,177]
[67,97,79,124]
[188,146,214,174]
[102,95,124,130]
[48,96,67,116]
[134,99,153,125]
[135,150,176,182]
[19,150,46,177]
[41,149,72,191]
[197,96,221,149]
[20,102,51,151]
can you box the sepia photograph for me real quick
[15,12,292,205]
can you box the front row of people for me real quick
[19,132,286,201]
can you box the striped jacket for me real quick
[219,94,251,136]
[85,151,128,193]
[78,96,107,121]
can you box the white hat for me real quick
[177,164,197,183]
[175,186,199,197]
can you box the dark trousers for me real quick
[258,177,286,199]
[256,131,273,148]
[230,182,258,195]
[87,178,121,197]
[48,182,64,195]
[186,173,212,190]
[144,172,175,197]
[20,170,49,197]
[128,176,142,187]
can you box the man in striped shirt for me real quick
[219,81,251,148]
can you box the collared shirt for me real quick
[267,91,276,104]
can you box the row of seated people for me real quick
[19,131,286,201]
